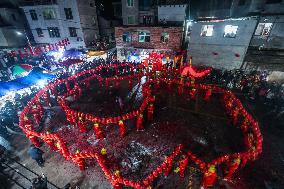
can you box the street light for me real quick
[16,31,23,36]
[16,30,33,53]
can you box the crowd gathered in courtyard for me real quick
[0,53,283,188]
[0,57,283,148]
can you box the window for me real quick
[200,25,214,37]
[161,32,169,42]
[122,32,131,42]
[29,10,37,20]
[254,23,273,36]
[69,27,77,37]
[64,8,73,20]
[43,8,56,20]
[138,31,150,42]
[266,0,282,4]
[11,14,16,21]
[127,0,134,7]
[127,16,135,24]
[224,25,238,38]
[238,0,246,6]
[48,27,60,38]
[36,28,44,37]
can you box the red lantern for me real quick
[202,165,217,188]
[147,104,154,122]
[164,158,173,177]
[94,123,104,139]
[118,120,126,137]
[224,157,241,180]
[136,114,144,131]
[29,135,41,147]
[204,89,212,101]
[179,156,189,177]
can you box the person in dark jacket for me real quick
[30,174,47,189]
[28,144,44,167]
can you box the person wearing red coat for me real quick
[118,120,126,137]
[224,158,241,180]
[147,104,154,121]
[94,123,104,139]
[136,114,144,131]
[201,165,217,188]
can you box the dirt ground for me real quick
[6,80,284,189]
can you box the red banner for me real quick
[8,38,70,58]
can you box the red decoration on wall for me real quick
[8,38,70,58]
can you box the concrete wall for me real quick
[0,30,8,47]
[158,5,187,22]
[250,15,284,50]
[98,16,115,42]
[188,18,258,70]
[0,8,28,48]
[138,9,155,25]
[76,0,99,46]
[122,0,139,25]
[1,27,27,48]
[21,0,86,49]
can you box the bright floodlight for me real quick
[37,80,47,88]
[53,47,65,61]
[16,31,23,35]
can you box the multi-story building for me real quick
[116,26,183,61]
[0,0,33,69]
[20,0,99,49]
[116,0,188,61]
[96,1,121,44]
[188,0,284,71]
[0,1,30,48]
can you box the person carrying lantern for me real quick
[94,123,104,139]
[224,157,241,180]
[113,169,122,189]
[118,120,126,137]
[136,114,144,131]
[201,165,217,189]
[147,104,154,121]
[244,132,255,151]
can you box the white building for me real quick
[187,17,258,70]
[0,7,28,48]
[20,0,99,49]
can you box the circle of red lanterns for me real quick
[19,63,262,189]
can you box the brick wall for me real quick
[115,26,183,50]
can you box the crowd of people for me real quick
[0,56,283,188]
[203,69,284,119]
